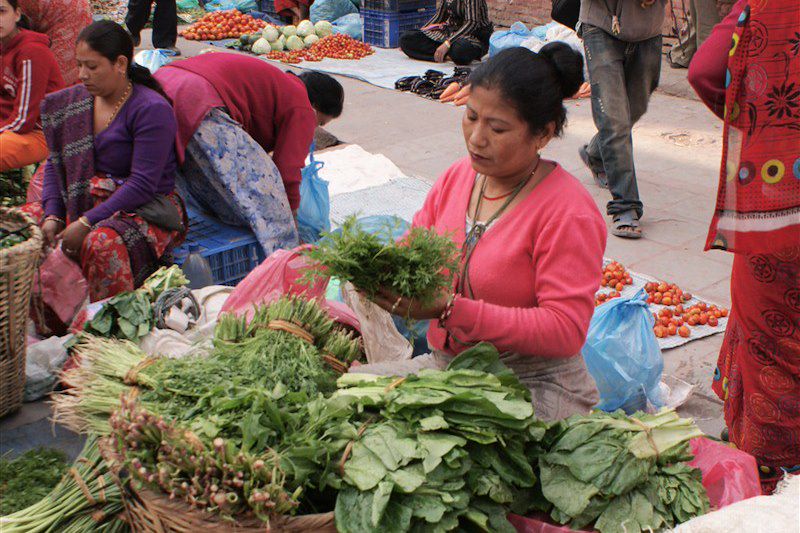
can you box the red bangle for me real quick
[438,294,458,328]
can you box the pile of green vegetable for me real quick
[0,167,32,208]
[0,225,31,250]
[0,448,68,515]
[83,265,188,341]
[305,215,459,307]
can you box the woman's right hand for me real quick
[41,219,65,249]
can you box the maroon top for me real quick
[155,54,317,211]
[687,0,747,120]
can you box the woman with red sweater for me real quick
[358,44,607,421]
[0,0,63,171]
[155,53,344,257]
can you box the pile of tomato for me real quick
[600,261,633,292]
[644,281,692,307]
[180,10,266,41]
[263,34,374,63]
[595,290,621,307]
[653,302,728,339]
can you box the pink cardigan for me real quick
[414,158,607,358]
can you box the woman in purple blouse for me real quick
[23,21,186,302]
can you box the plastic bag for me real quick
[310,0,358,24]
[509,437,763,533]
[489,21,533,57]
[24,335,70,402]
[134,49,177,73]
[177,0,201,9]
[205,0,257,12]
[332,13,362,40]
[32,248,89,326]
[220,246,360,331]
[581,289,664,413]
[26,165,44,202]
[297,144,331,244]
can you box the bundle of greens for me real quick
[0,225,31,250]
[537,409,709,533]
[304,216,459,306]
[0,448,68,515]
[0,438,127,532]
[83,266,188,342]
[332,343,547,533]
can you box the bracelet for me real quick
[44,215,65,224]
[78,216,92,229]
[444,40,451,48]
[438,293,458,328]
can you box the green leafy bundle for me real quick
[332,343,547,533]
[0,448,68,515]
[83,266,188,342]
[304,216,459,306]
[537,409,709,533]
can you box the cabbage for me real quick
[297,20,315,37]
[314,20,333,38]
[271,35,286,51]
[285,35,304,51]
[282,25,297,37]
[303,34,320,48]
[252,37,272,55]
[262,25,280,42]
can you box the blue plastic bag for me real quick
[205,0,257,12]
[581,289,664,413]
[297,144,331,244]
[133,49,177,73]
[332,13,362,40]
[488,21,533,57]
[310,0,358,24]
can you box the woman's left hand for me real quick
[368,287,449,320]
[59,221,91,261]
[434,43,450,63]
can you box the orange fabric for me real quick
[0,129,47,171]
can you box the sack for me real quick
[310,0,358,24]
[488,21,533,57]
[134,49,177,73]
[32,248,89,327]
[297,144,331,244]
[581,289,664,413]
[332,13,362,40]
[551,0,580,30]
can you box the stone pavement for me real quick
[0,32,729,459]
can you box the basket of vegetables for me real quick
[0,206,42,417]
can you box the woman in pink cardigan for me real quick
[359,44,607,421]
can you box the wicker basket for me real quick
[0,207,42,417]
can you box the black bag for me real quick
[551,0,580,30]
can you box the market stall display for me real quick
[264,33,375,63]
[0,448,68,515]
[180,9,267,40]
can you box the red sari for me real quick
[699,0,800,493]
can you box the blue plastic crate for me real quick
[173,209,265,286]
[362,0,436,13]
[362,8,434,48]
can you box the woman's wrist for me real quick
[438,293,459,328]
[78,216,92,229]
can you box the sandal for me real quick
[579,144,608,189]
[612,211,642,239]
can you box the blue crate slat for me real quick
[361,8,433,48]
[173,209,265,286]
[362,0,436,13]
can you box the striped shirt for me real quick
[422,0,493,46]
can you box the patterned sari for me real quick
[709,0,800,493]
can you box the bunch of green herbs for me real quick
[0,448,68,515]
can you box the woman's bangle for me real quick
[438,293,458,328]
[44,215,65,225]
[444,40,452,48]
[78,216,92,229]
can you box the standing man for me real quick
[125,0,180,54]
[668,0,720,68]
[578,0,667,239]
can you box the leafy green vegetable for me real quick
[0,448,68,515]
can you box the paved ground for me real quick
[0,31,728,459]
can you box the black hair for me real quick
[77,20,170,102]
[298,71,344,118]
[468,42,584,137]
[6,0,31,30]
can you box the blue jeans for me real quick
[582,24,662,218]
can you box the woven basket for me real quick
[0,207,42,417]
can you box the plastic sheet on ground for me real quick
[329,176,430,227]
[310,144,407,196]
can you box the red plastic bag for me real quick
[221,246,360,331]
[26,165,44,203]
[509,437,761,532]
[30,248,89,336]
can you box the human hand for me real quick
[59,220,91,261]
[434,42,450,63]
[41,218,65,249]
[367,287,450,321]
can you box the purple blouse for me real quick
[42,84,178,225]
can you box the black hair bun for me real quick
[539,42,584,99]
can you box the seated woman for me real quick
[400,0,493,66]
[25,20,186,302]
[0,0,64,172]
[155,53,344,257]
[358,44,607,421]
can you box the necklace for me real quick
[482,189,515,202]
[103,82,133,130]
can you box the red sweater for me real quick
[0,29,64,134]
[415,158,607,358]
[156,54,317,211]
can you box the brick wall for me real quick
[485,0,737,33]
